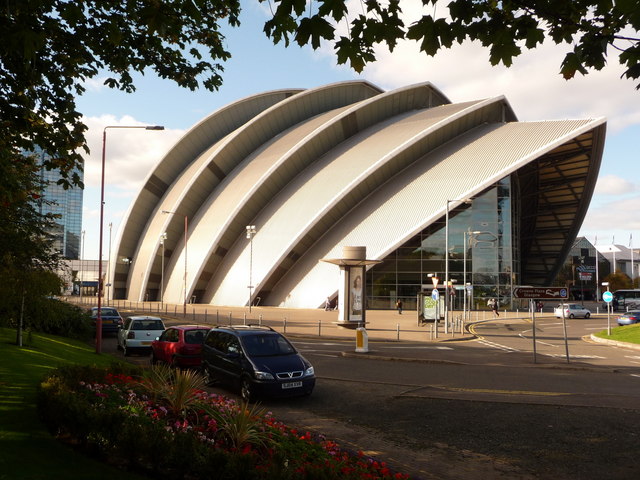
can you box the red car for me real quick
[151,325,210,368]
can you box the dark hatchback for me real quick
[90,307,123,334]
[201,325,315,402]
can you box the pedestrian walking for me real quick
[325,297,332,311]
[488,298,499,317]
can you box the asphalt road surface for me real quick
[104,323,640,480]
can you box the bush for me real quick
[0,296,92,341]
[38,365,409,480]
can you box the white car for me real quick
[117,316,166,356]
[554,304,591,319]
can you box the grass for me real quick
[0,327,147,480]
[593,322,640,343]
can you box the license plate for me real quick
[282,381,302,389]
[140,341,151,346]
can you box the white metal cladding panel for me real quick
[161,107,352,304]
[114,91,298,293]
[269,119,602,308]
[127,139,227,301]
[208,102,486,306]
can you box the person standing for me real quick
[396,299,403,314]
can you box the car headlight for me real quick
[254,371,274,380]
[305,366,315,377]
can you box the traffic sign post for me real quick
[513,286,570,364]
[603,290,613,335]
[512,286,568,299]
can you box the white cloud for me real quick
[312,0,640,132]
[82,77,110,92]
[82,115,184,191]
[594,175,636,195]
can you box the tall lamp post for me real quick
[80,229,85,301]
[463,230,482,321]
[246,225,257,313]
[96,124,164,354]
[161,210,188,315]
[445,198,472,334]
[106,222,113,306]
[159,232,167,305]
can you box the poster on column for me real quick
[348,266,365,322]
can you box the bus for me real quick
[610,289,640,311]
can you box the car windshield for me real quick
[184,329,207,344]
[132,320,164,330]
[241,334,295,356]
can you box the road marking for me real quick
[431,385,570,397]
[517,333,558,347]
[630,374,640,378]
[380,346,453,350]
[477,339,519,352]
[543,354,606,359]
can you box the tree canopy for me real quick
[1,0,241,186]
[263,0,640,85]
[2,1,638,188]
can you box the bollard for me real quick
[283,317,287,333]
[259,314,262,326]
[174,305,177,316]
[229,312,232,325]
[243,313,246,325]
[397,323,400,341]
[430,323,434,341]
[204,309,208,324]
[318,320,322,336]
[193,308,196,321]
[355,327,369,353]
[216,310,219,324]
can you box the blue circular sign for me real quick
[602,291,613,303]
[431,289,439,301]
[560,288,567,298]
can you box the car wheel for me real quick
[201,366,215,386]
[585,313,591,319]
[569,314,575,319]
[240,377,254,403]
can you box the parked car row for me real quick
[111,314,315,402]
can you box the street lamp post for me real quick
[445,198,472,334]
[106,222,112,306]
[161,210,188,315]
[463,230,482,322]
[160,232,167,305]
[96,125,164,354]
[246,225,257,313]
[80,230,85,301]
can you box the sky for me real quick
[76,2,640,260]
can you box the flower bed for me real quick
[37,364,410,479]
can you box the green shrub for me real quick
[37,365,410,480]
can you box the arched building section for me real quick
[112,89,303,299]
[113,81,606,310]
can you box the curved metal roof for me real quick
[112,81,605,309]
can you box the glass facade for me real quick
[367,178,517,310]
[34,148,84,260]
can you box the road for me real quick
[102,314,640,479]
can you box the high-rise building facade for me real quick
[34,148,84,260]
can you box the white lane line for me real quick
[543,354,606,359]
[380,346,453,350]
[630,374,640,378]
[518,333,557,347]
[478,339,519,352]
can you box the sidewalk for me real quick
[71,295,531,343]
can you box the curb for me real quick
[590,334,640,351]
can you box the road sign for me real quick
[431,289,439,301]
[512,286,569,299]
[602,291,613,303]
